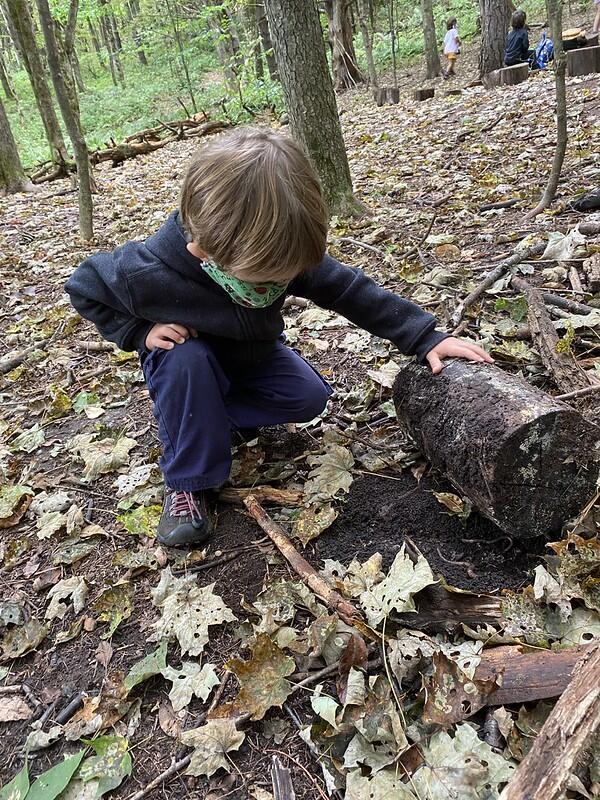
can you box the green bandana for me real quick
[202,261,288,308]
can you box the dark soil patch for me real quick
[314,473,547,592]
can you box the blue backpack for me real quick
[533,33,554,69]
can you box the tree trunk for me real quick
[165,0,196,112]
[35,0,93,240]
[264,0,360,215]
[132,27,148,65]
[421,0,441,78]
[356,0,377,87]
[4,0,69,167]
[87,18,105,69]
[500,647,600,800]
[325,0,362,91]
[525,0,566,220]
[0,95,32,193]
[0,48,15,99]
[256,0,278,81]
[98,0,124,85]
[479,0,509,78]
[393,360,600,538]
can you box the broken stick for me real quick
[243,495,359,625]
[500,646,600,800]
[449,241,546,330]
[511,275,592,395]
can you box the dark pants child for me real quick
[143,337,330,493]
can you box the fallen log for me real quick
[475,643,597,706]
[393,360,600,537]
[413,88,434,101]
[219,486,304,506]
[510,275,592,394]
[392,584,503,633]
[500,646,600,800]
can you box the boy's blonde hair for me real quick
[180,127,328,283]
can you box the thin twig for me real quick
[336,236,386,257]
[399,213,436,260]
[555,384,600,402]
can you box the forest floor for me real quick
[1,31,600,800]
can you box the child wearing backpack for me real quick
[504,9,531,66]
[66,128,491,547]
[443,18,461,78]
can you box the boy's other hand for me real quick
[145,323,198,351]
[426,337,493,375]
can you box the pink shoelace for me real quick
[169,490,201,519]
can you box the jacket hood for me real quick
[144,210,208,282]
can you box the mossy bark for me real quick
[0,95,31,194]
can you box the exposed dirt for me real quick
[315,472,547,593]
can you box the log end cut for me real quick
[394,361,600,538]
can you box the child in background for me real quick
[504,9,531,67]
[443,18,461,78]
[66,128,491,548]
[594,0,600,33]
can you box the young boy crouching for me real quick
[66,128,490,547]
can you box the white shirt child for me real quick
[443,27,460,55]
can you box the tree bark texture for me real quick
[393,360,600,538]
[256,1,278,81]
[421,0,441,78]
[500,646,600,800]
[4,0,69,166]
[479,0,509,78]
[36,0,93,240]
[0,48,16,99]
[567,45,600,76]
[264,0,358,215]
[482,62,529,87]
[356,0,377,87]
[0,95,31,193]
[525,0,566,219]
[325,0,363,91]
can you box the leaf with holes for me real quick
[345,768,416,800]
[360,545,435,627]
[10,424,45,453]
[226,634,295,720]
[181,719,245,777]
[117,505,161,537]
[412,723,516,799]
[150,568,236,657]
[161,662,220,712]
[45,576,88,621]
[92,582,133,639]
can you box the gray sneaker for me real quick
[157,488,214,547]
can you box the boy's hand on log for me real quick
[145,323,198,351]
[426,337,493,375]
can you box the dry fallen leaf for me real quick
[0,694,32,722]
[181,719,245,777]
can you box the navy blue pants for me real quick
[142,337,330,491]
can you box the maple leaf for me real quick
[150,568,236,657]
[162,662,220,712]
[180,719,245,777]
[226,633,295,721]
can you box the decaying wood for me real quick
[578,220,600,236]
[394,360,600,537]
[373,86,400,105]
[569,265,584,298]
[476,643,598,706]
[534,288,595,317]
[584,253,600,293]
[479,198,520,212]
[483,62,529,88]
[511,275,591,394]
[413,87,434,101]
[449,241,546,329]
[500,646,600,800]
[243,495,360,624]
[567,45,600,77]
[220,486,304,506]
[392,584,504,633]
[271,756,296,800]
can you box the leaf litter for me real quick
[1,34,600,800]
